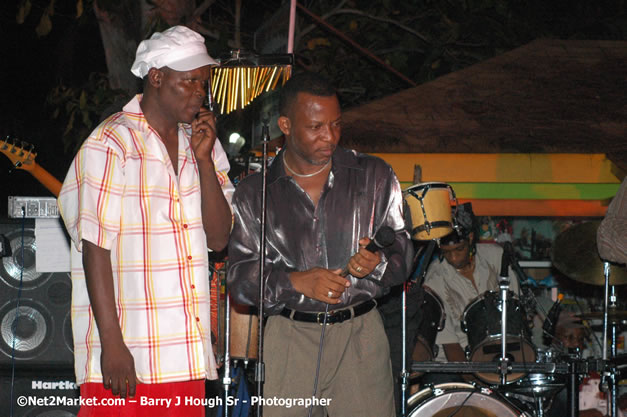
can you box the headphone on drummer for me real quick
[439,202,478,256]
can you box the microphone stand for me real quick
[499,250,511,385]
[503,242,525,289]
[600,262,617,417]
[400,281,408,417]
[401,240,437,417]
[254,120,270,417]
[223,290,232,417]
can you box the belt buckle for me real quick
[317,311,334,325]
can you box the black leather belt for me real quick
[279,299,377,325]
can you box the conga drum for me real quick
[403,182,456,241]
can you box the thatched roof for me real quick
[341,39,627,174]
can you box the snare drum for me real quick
[461,291,536,384]
[403,182,456,241]
[505,348,567,397]
[412,287,445,363]
[407,383,529,417]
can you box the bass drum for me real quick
[407,383,529,417]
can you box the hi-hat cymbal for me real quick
[552,221,627,286]
[577,310,627,323]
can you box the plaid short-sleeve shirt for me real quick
[58,95,234,384]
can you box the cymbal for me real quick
[577,310,627,323]
[552,221,627,286]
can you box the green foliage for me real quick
[47,72,127,154]
[294,0,627,107]
[16,0,32,24]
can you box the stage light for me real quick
[229,132,242,144]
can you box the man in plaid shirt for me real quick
[58,26,234,416]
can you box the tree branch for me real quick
[325,8,430,44]
[184,0,219,40]
[192,24,220,40]
[298,0,350,39]
[193,0,217,21]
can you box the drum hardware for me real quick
[461,290,536,384]
[600,262,619,417]
[401,281,409,417]
[222,292,234,413]
[551,221,627,417]
[499,256,512,385]
[405,382,531,417]
[400,242,440,415]
[400,182,456,416]
[410,287,446,366]
[403,182,457,241]
[411,357,614,417]
[551,221,627,286]
[412,360,568,375]
[576,309,627,323]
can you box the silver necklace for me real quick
[283,153,331,178]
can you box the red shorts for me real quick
[77,380,205,417]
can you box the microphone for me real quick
[502,242,528,284]
[500,245,510,279]
[340,226,396,276]
[364,226,396,254]
[542,293,563,345]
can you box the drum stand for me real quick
[221,121,270,417]
[401,280,409,417]
[222,291,233,417]
[601,261,618,417]
[400,240,438,417]
[498,251,513,385]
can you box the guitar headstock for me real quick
[1,136,37,172]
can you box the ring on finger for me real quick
[328,290,334,298]
[356,265,363,273]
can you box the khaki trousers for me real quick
[262,308,395,417]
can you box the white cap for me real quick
[130,25,218,79]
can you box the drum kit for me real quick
[402,182,627,417]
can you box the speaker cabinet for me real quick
[0,219,73,369]
[1,371,79,416]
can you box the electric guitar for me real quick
[1,137,62,197]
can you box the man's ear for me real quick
[277,116,291,136]
[147,68,163,88]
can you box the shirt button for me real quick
[191,284,195,289]
[196,317,200,322]
[187,255,192,260]
[183,224,188,229]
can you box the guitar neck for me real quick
[28,162,62,197]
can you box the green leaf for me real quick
[79,90,87,109]
[16,1,32,24]
[35,10,52,37]
[81,110,91,127]
[64,111,76,136]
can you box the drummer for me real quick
[422,203,520,383]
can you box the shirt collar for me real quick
[266,146,363,186]
[122,94,192,135]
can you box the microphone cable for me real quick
[307,303,330,417]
